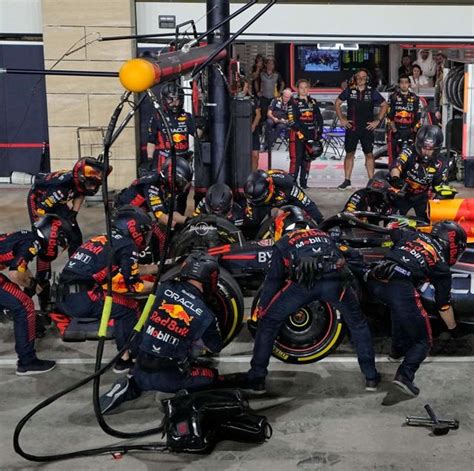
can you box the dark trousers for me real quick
[368,279,432,381]
[289,131,311,187]
[265,119,287,149]
[57,289,139,353]
[249,279,377,381]
[0,274,37,364]
[132,364,218,394]
[259,97,272,127]
[387,128,414,164]
[392,192,429,222]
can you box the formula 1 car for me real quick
[47,210,474,367]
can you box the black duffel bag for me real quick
[161,389,272,453]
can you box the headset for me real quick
[351,68,372,86]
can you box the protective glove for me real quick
[387,217,417,230]
[69,210,78,226]
[433,184,457,200]
[389,175,404,190]
[371,260,397,282]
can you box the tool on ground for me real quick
[405,404,458,435]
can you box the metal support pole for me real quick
[207,0,230,184]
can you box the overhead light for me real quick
[317,43,359,51]
[341,43,359,51]
[317,43,339,50]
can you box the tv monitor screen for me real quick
[299,48,341,72]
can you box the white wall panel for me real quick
[136,2,474,42]
[0,0,42,34]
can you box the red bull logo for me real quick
[127,219,144,248]
[159,300,194,326]
[396,110,411,118]
[417,239,439,262]
[45,219,62,258]
[172,133,187,143]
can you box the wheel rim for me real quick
[276,301,337,352]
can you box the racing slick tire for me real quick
[161,265,244,347]
[248,288,346,364]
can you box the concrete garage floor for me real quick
[1,157,474,470]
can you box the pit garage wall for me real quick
[136,2,474,42]
[0,42,49,177]
[41,0,138,189]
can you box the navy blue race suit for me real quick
[338,85,385,154]
[27,170,84,302]
[386,90,422,163]
[367,229,450,382]
[147,111,196,170]
[266,96,290,149]
[27,170,83,252]
[288,96,324,187]
[131,280,223,393]
[390,146,448,221]
[0,230,43,365]
[57,231,145,353]
[115,171,184,256]
[248,228,377,382]
[247,169,324,224]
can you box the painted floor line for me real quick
[0,355,473,366]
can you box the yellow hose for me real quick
[98,295,113,338]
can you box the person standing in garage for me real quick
[287,79,324,189]
[386,75,422,164]
[335,69,388,190]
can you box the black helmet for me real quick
[415,125,443,163]
[431,221,467,265]
[73,157,112,196]
[271,205,316,241]
[161,82,184,113]
[205,183,233,216]
[304,140,324,161]
[34,214,74,261]
[367,171,401,205]
[160,157,193,193]
[112,205,153,250]
[180,252,220,295]
[244,170,274,206]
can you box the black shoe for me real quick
[100,377,132,414]
[241,376,267,395]
[387,352,404,363]
[16,358,56,376]
[113,357,134,374]
[300,183,309,190]
[337,179,352,190]
[392,374,420,397]
[365,373,381,392]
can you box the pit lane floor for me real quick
[1,164,474,470]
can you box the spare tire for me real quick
[170,215,244,258]
[161,264,244,347]
[248,288,345,364]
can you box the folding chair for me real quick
[321,109,345,160]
